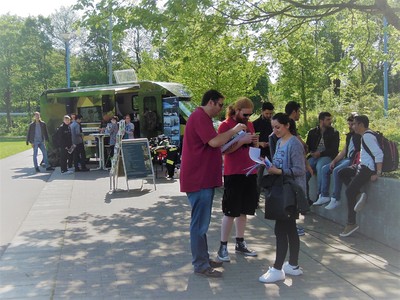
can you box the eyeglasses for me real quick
[243,113,253,118]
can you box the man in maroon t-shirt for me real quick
[180,90,246,278]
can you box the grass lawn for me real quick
[0,137,30,159]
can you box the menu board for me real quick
[121,138,154,180]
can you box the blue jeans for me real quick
[320,158,351,200]
[307,156,332,195]
[187,188,214,272]
[33,141,49,169]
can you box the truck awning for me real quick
[154,82,192,98]
[44,84,140,97]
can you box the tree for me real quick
[75,0,132,84]
[213,0,400,32]
[0,15,24,128]
[133,0,269,107]
[17,17,55,112]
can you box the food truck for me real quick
[40,71,192,164]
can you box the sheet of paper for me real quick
[249,147,272,167]
[221,130,246,153]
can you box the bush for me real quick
[0,115,30,137]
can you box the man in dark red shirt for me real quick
[180,90,246,278]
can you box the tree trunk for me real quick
[301,67,307,127]
[4,86,12,129]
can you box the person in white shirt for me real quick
[338,115,383,237]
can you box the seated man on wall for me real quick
[306,112,340,203]
[338,115,383,237]
[315,113,361,208]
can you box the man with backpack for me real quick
[338,115,383,237]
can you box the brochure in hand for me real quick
[221,130,246,153]
[66,144,76,154]
[244,147,272,176]
[249,147,272,168]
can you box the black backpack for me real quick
[362,131,399,173]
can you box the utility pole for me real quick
[383,17,389,117]
[61,33,73,88]
[108,1,113,85]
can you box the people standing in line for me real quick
[123,114,135,139]
[57,115,74,175]
[259,113,306,283]
[105,116,119,167]
[284,101,311,236]
[338,115,383,237]
[217,97,259,263]
[284,101,308,152]
[100,113,111,130]
[180,89,247,278]
[253,102,274,199]
[306,112,340,203]
[26,112,54,172]
[67,113,76,169]
[70,114,89,172]
[316,113,361,209]
[253,102,274,160]
[100,113,112,164]
[132,110,141,138]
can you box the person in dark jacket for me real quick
[253,102,274,160]
[306,112,340,202]
[71,114,89,172]
[253,102,274,199]
[56,115,74,174]
[26,112,54,172]
[315,113,361,209]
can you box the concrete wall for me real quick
[309,176,400,250]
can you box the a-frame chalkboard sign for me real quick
[120,138,156,190]
[109,122,156,192]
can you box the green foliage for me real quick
[0,115,30,136]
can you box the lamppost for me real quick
[383,17,389,117]
[61,33,73,88]
[108,2,113,85]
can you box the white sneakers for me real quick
[283,262,304,275]
[312,196,339,210]
[339,224,360,237]
[325,197,339,210]
[259,263,303,283]
[313,194,330,206]
[259,267,285,283]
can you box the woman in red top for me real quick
[217,97,260,262]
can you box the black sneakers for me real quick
[235,241,257,257]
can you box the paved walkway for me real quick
[0,152,399,299]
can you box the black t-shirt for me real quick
[253,115,273,158]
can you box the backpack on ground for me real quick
[362,131,399,172]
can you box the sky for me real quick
[1,0,78,17]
